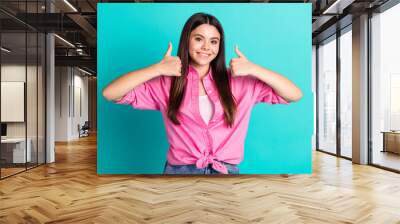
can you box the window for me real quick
[339,27,352,158]
[317,35,337,154]
[371,2,400,171]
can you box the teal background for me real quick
[98,3,313,174]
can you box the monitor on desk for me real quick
[1,123,7,138]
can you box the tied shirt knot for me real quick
[195,152,228,174]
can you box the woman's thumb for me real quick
[164,42,172,57]
[235,45,246,59]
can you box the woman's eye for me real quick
[195,38,202,41]
[211,41,218,44]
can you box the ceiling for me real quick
[0,0,392,76]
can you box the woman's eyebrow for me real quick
[193,34,220,40]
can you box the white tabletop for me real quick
[1,138,29,143]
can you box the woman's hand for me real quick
[155,42,182,77]
[229,45,257,77]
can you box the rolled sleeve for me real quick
[115,76,163,110]
[253,78,289,105]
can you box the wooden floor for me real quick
[373,150,400,171]
[0,167,26,178]
[1,135,400,223]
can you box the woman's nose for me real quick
[202,42,210,50]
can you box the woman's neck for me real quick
[190,63,210,79]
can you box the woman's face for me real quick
[188,24,221,68]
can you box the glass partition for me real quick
[339,27,352,158]
[0,1,46,179]
[371,3,400,171]
[317,35,337,155]
[1,30,28,177]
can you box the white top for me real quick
[199,95,214,124]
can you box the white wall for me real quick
[1,65,26,139]
[72,72,89,138]
[55,67,89,141]
[55,66,69,141]
[1,65,39,137]
[1,63,46,164]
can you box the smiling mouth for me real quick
[197,52,211,57]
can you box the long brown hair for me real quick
[167,12,237,128]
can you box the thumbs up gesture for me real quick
[156,42,182,77]
[229,45,256,77]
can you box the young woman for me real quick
[102,12,303,175]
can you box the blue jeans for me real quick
[163,161,240,175]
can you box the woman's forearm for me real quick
[102,64,161,102]
[251,64,303,102]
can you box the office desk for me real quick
[381,131,400,154]
[1,138,32,163]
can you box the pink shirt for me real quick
[116,64,288,174]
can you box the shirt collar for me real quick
[188,64,214,81]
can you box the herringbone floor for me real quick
[1,134,400,224]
